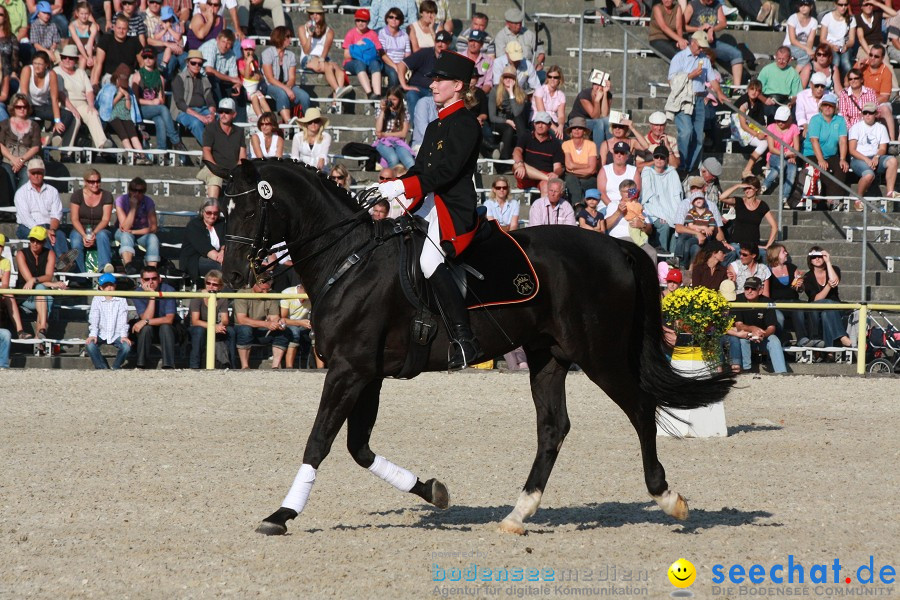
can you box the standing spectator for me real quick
[115,0,147,46]
[562,117,599,205]
[374,88,414,171]
[795,71,829,131]
[369,0,417,30]
[684,0,744,87]
[512,111,563,196]
[131,265,176,369]
[597,141,638,207]
[249,110,284,159]
[802,246,854,348]
[801,92,849,204]
[533,65,565,139]
[92,15,142,88]
[853,43,895,140]
[488,65,527,168]
[784,0,818,69]
[733,80,769,178]
[55,44,111,149]
[114,176,160,274]
[848,101,897,203]
[800,43,842,92]
[461,28,492,94]
[199,97,245,199]
[0,94,41,196]
[278,282,311,368]
[233,273,289,369]
[493,8,544,80]
[483,176,519,231]
[757,46,802,121]
[186,0,223,51]
[490,40,539,94]
[838,67,877,131]
[342,10,383,101]
[289,107,329,169]
[20,51,75,148]
[577,188,605,232]
[133,46,185,155]
[69,169,114,273]
[407,0,436,52]
[398,33,446,119]
[261,26,311,123]
[14,157,70,258]
[15,225,67,339]
[728,276,788,374]
[819,0,856,76]
[720,175,777,257]
[761,105,801,203]
[180,198,225,284]
[378,6,411,89]
[649,0,687,60]
[668,31,715,175]
[150,5,185,79]
[641,145,682,254]
[188,269,233,368]
[85,272,131,369]
[199,29,240,107]
[529,177,575,226]
[727,242,772,295]
[0,233,31,340]
[455,11,494,56]
[29,1,59,60]
[171,49,216,143]
[643,111,680,169]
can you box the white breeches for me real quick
[420,202,446,278]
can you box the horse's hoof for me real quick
[671,494,689,521]
[498,518,526,535]
[256,520,288,535]
[429,479,450,510]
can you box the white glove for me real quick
[377,179,405,200]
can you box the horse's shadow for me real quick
[316,502,777,535]
[727,424,784,435]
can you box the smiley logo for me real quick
[668,558,696,588]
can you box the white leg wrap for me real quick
[368,454,417,493]
[282,463,317,513]
[505,490,543,523]
[652,489,678,513]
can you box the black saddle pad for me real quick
[461,221,539,309]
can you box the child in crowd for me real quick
[109,65,151,164]
[237,38,268,121]
[30,2,60,62]
[577,189,605,232]
[762,106,801,203]
[85,273,132,369]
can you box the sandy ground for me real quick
[1,371,898,599]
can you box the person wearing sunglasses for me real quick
[199,97,246,199]
[171,49,216,143]
[783,0,818,70]
[819,0,856,77]
[726,242,772,297]
[795,71,830,131]
[800,43,841,93]
[483,175,519,231]
[188,269,235,369]
[187,0,225,51]
[69,168,114,274]
[54,44,112,150]
[114,176,161,275]
[131,265,177,369]
[727,276,788,374]
[838,67,877,131]
[847,100,898,204]
[181,198,226,285]
[852,43,895,140]
[0,94,41,194]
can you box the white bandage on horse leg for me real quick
[368,454,417,492]
[282,463,317,513]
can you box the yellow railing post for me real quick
[857,304,868,375]
[206,292,217,370]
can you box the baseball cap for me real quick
[0,233,6,246]
[719,279,737,302]
[435,30,452,44]
[505,40,524,61]
[612,141,630,154]
[810,72,828,86]
[161,5,175,20]
[652,145,670,159]
[218,97,236,112]
[744,276,763,290]
[648,111,667,125]
[821,92,838,105]
[28,225,47,241]
[469,29,486,43]
[701,157,723,177]
[584,189,601,200]
[689,190,705,202]
[27,157,45,172]
[354,8,370,21]
[141,46,155,57]
[862,101,877,112]
[691,31,710,48]
[241,37,256,50]
[98,273,117,287]
[774,106,792,122]
[666,269,683,284]
[505,8,524,22]
[36,1,52,13]
[532,111,552,124]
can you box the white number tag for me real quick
[257,180,273,199]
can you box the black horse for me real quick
[220,158,733,536]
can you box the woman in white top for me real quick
[290,107,331,170]
[819,0,856,76]
[297,1,351,111]
[482,176,519,231]
[532,65,566,139]
[20,50,77,146]
[784,0,818,69]
[409,0,437,52]
[249,111,285,159]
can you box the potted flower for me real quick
[662,286,735,371]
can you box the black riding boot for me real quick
[429,263,480,369]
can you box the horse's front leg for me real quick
[256,363,373,536]
[346,378,450,509]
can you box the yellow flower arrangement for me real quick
[662,286,735,363]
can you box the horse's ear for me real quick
[203,159,232,180]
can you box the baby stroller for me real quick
[866,312,900,374]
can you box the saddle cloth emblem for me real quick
[513,274,535,296]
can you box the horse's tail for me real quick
[622,243,734,415]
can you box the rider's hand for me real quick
[377,179,405,200]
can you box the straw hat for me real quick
[298,107,329,129]
[306,0,324,13]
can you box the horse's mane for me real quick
[249,157,368,217]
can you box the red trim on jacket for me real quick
[401,176,423,206]
[435,194,477,256]
[438,99,465,120]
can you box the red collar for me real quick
[438,99,465,120]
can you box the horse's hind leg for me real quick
[499,348,571,535]
[346,379,449,509]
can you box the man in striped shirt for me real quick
[85,273,132,369]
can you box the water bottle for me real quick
[85,226,93,243]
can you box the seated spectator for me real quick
[641,145,682,253]
[108,64,151,164]
[720,175,777,257]
[171,49,216,144]
[85,272,131,369]
[854,43,895,140]
[261,26,311,122]
[692,157,724,208]
[150,5,185,80]
[483,176,519,231]
[566,79,612,149]
[379,7,412,90]
[14,157,70,258]
[186,0,223,52]
[329,164,352,192]
[689,239,729,290]
[199,29,241,108]
[761,106,801,203]
[528,177,575,226]
[131,265,176,369]
[398,35,446,119]
[234,273,289,369]
[604,178,656,263]
[0,6,23,88]
[727,242,772,295]
[0,233,31,339]
[732,80,769,178]
[599,112,648,168]
[370,198,389,220]
[649,0,687,60]
[675,189,725,265]
[69,1,100,70]
[819,0,856,77]
[408,0,436,52]
[180,198,225,285]
[29,2,59,62]
[199,97,245,199]
[0,319,8,367]
[69,168,114,273]
[838,67,877,131]
[848,101,897,203]
[488,66,528,168]
[662,268,682,298]
[757,46,802,121]
[343,10,383,101]
[412,94,437,152]
[513,112,563,196]
[491,40,539,95]
[802,245,853,348]
[374,88,414,171]
[801,43,841,92]
[800,92,848,205]
[455,11,495,56]
[784,0,818,70]
[369,0,417,29]
[576,188,605,232]
[20,51,76,148]
[92,15,142,89]
[237,38,268,121]
[766,242,814,346]
[290,107,330,168]
[55,44,111,150]
[493,8,545,80]
[727,276,788,373]
[643,111,680,170]
[462,29,492,95]
[856,0,895,61]
[533,66,565,139]
[278,282,312,368]
[598,140,638,207]
[795,71,828,132]
[188,269,234,369]
[15,225,67,339]
[115,0,147,45]
[562,117,598,205]
[684,0,744,87]
[249,111,284,159]
[0,94,41,196]
[114,176,160,275]
[299,0,351,113]
[133,46,185,155]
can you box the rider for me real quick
[377,51,483,369]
